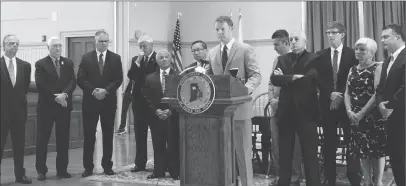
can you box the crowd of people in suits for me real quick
[0,15,404,186]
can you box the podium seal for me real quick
[177,72,215,114]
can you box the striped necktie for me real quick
[8,59,15,86]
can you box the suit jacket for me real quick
[208,41,262,120]
[1,56,31,123]
[376,47,405,119]
[143,68,177,113]
[127,51,159,99]
[184,60,213,75]
[77,50,123,110]
[271,50,319,122]
[313,47,358,114]
[35,56,76,111]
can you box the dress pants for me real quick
[0,109,27,178]
[35,107,71,174]
[234,119,254,186]
[82,106,115,171]
[118,92,132,130]
[321,109,361,186]
[270,116,303,182]
[149,114,179,177]
[277,117,321,186]
[132,96,149,169]
[386,112,405,186]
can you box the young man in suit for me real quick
[77,30,123,177]
[143,49,180,180]
[377,23,405,186]
[34,37,76,181]
[184,40,212,74]
[127,35,159,172]
[207,16,262,186]
[268,29,303,185]
[271,31,321,186]
[313,21,361,186]
[0,34,32,184]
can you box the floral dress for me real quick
[347,63,386,159]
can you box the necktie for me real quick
[99,53,104,75]
[161,70,167,94]
[387,55,394,76]
[8,59,15,86]
[142,56,148,69]
[332,50,339,90]
[55,59,60,77]
[222,45,228,70]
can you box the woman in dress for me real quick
[344,38,386,186]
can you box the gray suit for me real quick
[208,39,261,186]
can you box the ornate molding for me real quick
[129,38,273,46]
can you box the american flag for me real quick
[172,18,183,72]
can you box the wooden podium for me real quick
[162,74,252,186]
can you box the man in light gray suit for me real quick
[207,15,262,186]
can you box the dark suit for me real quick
[118,80,134,130]
[143,69,179,177]
[271,50,321,186]
[34,56,76,174]
[127,52,159,169]
[313,47,361,186]
[77,50,123,171]
[376,47,405,186]
[0,56,31,178]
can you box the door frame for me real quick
[60,30,102,57]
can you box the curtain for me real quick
[306,1,360,53]
[364,1,406,61]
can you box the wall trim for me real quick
[129,38,274,46]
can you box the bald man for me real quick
[270,31,321,186]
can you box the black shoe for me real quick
[81,170,93,177]
[116,128,126,135]
[15,176,32,184]
[130,165,145,172]
[146,173,165,179]
[57,172,72,179]
[104,169,115,175]
[172,175,179,180]
[37,173,46,181]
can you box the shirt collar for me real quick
[392,45,405,60]
[3,55,16,63]
[49,55,60,62]
[331,44,343,53]
[221,37,235,50]
[96,49,107,58]
[160,68,171,75]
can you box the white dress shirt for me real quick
[96,50,107,65]
[330,44,343,71]
[387,45,405,75]
[220,37,235,58]
[3,55,17,83]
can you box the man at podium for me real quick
[207,16,262,186]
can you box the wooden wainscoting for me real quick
[2,83,84,158]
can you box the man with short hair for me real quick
[208,16,262,186]
[35,37,76,181]
[268,29,303,185]
[0,34,32,184]
[143,49,180,180]
[77,30,123,177]
[185,40,212,74]
[127,35,159,172]
[377,23,405,186]
[271,31,321,186]
[312,21,360,186]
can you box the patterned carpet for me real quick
[85,159,395,186]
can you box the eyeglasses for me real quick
[98,40,109,44]
[325,31,341,35]
[191,48,205,53]
[6,42,19,46]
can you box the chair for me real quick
[251,92,271,174]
